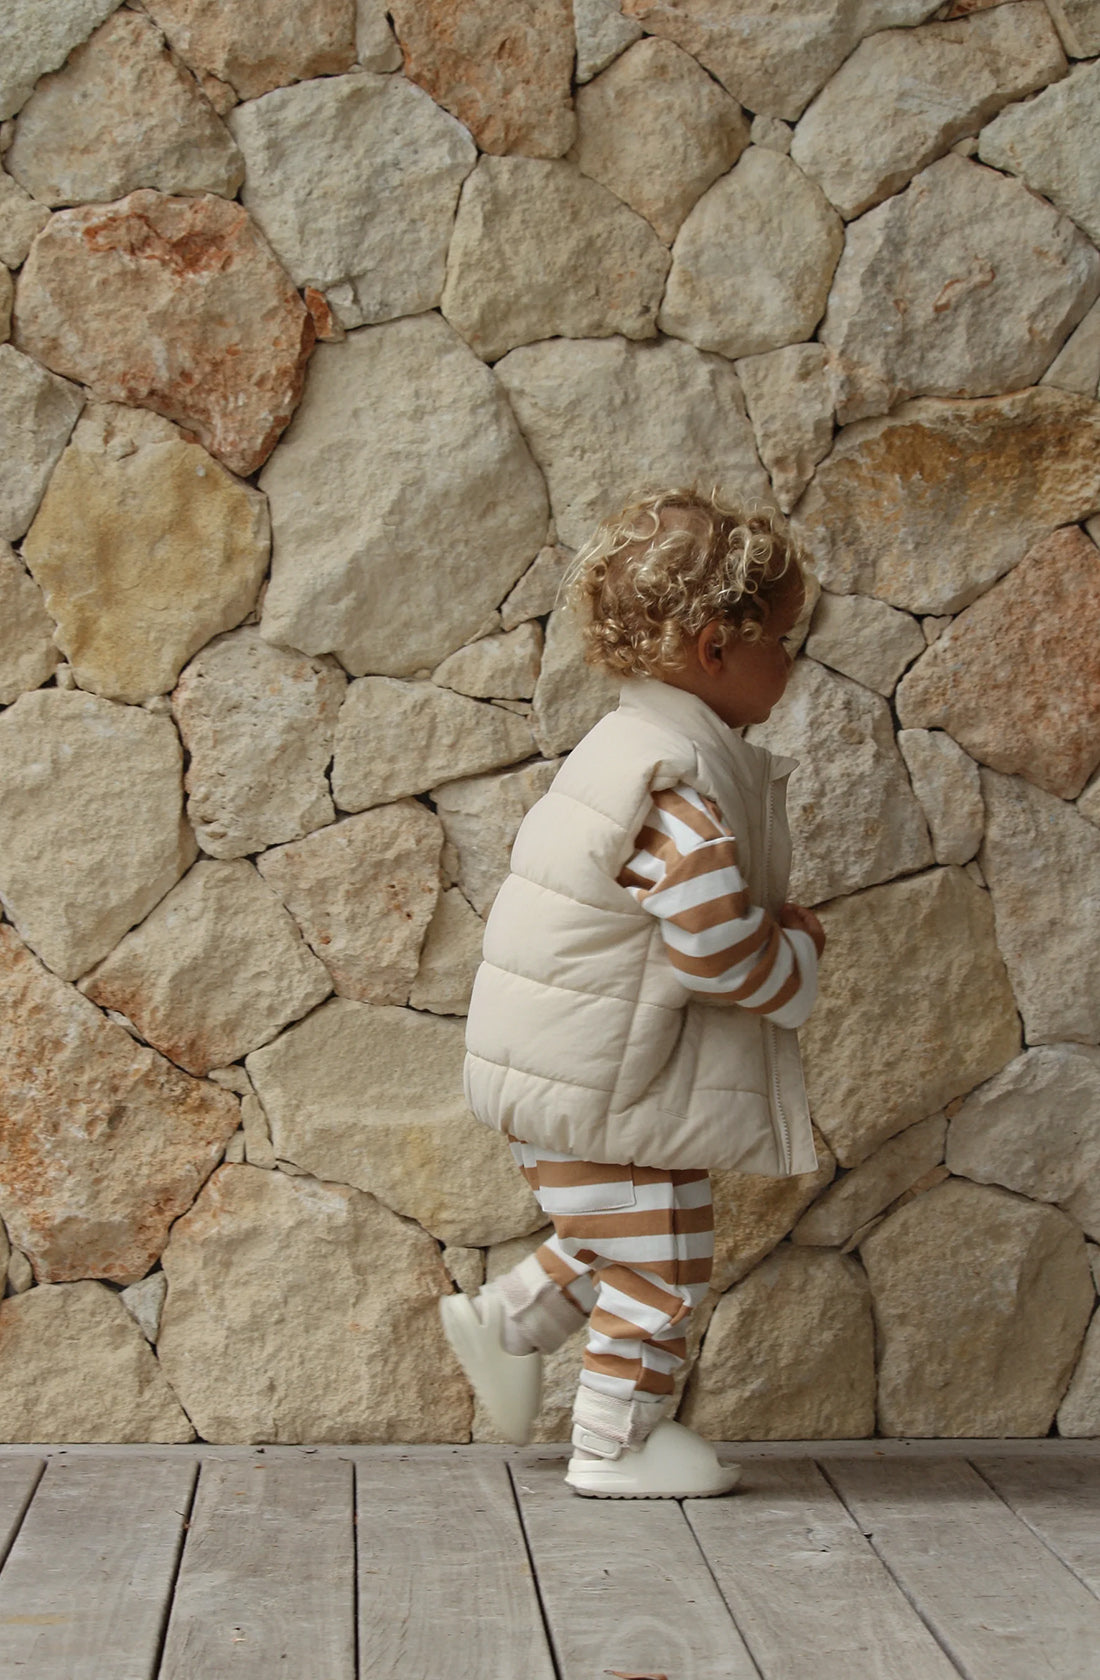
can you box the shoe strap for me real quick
[571,1424,623,1459]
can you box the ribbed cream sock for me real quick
[479,1253,588,1355]
[571,1387,666,1461]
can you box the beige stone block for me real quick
[355,0,402,70]
[980,767,1100,1044]
[332,679,533,813]
[800,867,1021,1166]
[793,387,1100,614]
[500,545,572,631]
[442,157,670,363]
[571,38,749,244]
[6,1250,33,1294]
[532,608,620,759]
[259,317,548,677]
[747,659,932,905]
[793,1113,947,1247]
[620,0,945,121]
[947,1043,1100,1240]
[0,689,196,980]
[1,0,124,119]
[1045,0,1100,55]
[1058,1307,1100,1436]
[861,1178,1094,1435]
[432,759,560,918]
[0,169,49,266]
[6,10,244,206]
[660,148,844,360]
[821,156,1100,424]
[1041,297,1100,397]
[711,1130,836,1292]
[0,1281,194,1441]
[979,59,1100,245]
[246,998,543,1247]
[897,729,985,866]
[257,803,442,1005]
[389,0,575,158]
[896,527,1100,800]
[13,190,314,478]
[83,859,333,1075]
[574,0,644,82]
[680,1245,876,1439]
[240,1093,275,1169]
[495,334,770,554]
[230,73,474,331]
[804,590,925,696]
[143,0,356,100]
[432,623,543,701]
[0,922,239,1285]
[174,628,345,860]
[120,1271,168,1342]
[409,888,485,1017]
[790,3,1066,218]
[734,343,837,513]
[0,541,58,704]
[749,114,793,153]
[22,404,269,703]
[442,1245,485,1296]
[0,344,83,543]
[158,1165,470,1442]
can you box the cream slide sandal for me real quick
[439,1292,543,1446]
[565,1419,741,1499]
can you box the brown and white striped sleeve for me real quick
[618,783,818,1029]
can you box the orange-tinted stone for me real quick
[143,0,356,101]
[389,0,575,157]
[897,526,1100,799]
[0,922,239,1285]
[13,190,313,476]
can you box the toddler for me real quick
[441,487,826,1498]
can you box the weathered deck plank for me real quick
[0,1456,43,1571]
[513,1450,760,1680]
[0,1456,195,1680]
[826,1456,1100,1680]
[686,1458,961,1680]
[158,1457,354,1680]
[973,1455,1100,1601]
[356,1456,556,1678]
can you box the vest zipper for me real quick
[763,775,792,1174]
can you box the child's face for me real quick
[674,573,804,730]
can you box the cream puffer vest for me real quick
[463,677,817,1176]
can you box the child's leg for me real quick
[486,1148,714,1433]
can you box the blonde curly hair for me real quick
[560,487,809,678]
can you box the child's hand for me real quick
[779,902,826,958]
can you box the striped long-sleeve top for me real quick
[617,784,818,1030]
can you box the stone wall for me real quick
[1,0,1098,1444]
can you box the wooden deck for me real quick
[1,1441,1098,1680]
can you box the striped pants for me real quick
[508,1138,714,1401]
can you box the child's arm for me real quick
[618,784,820,1028]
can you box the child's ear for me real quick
[697,618,729,674]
